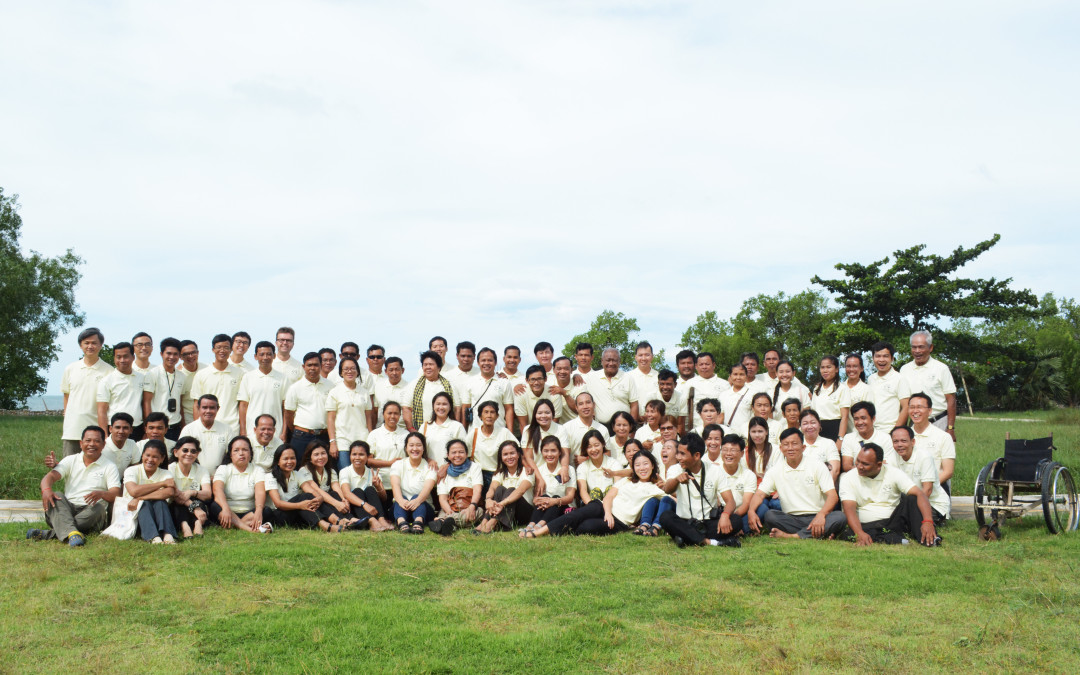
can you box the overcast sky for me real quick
[3,1,1078,397]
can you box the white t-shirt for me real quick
[237,368,287,434]
[190,364,244,433]
[437,462,484,496]
[758,456,836,516]
[122,464,172,499]
[213,463,265,512]
[389,459,436,500]
[899,357,956,416]
[867,369,911,430]
[61,358,114,440]
[53,453,121,503]
[610,477,665,527]
[535,462,576,498]
[367,425,409,484]
[838,465,917,523]
[145,365,186,426]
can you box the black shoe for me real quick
[428,518,444,535]
[438,519,456,537]
[715,536,741,548]
[672,535,687,549]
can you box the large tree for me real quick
[0,189,84,408]
[562,310,666,371]
[811,234,1038,361]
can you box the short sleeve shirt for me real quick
[578,455,622,494]
[170,462,211,494]
[178,420,231,473]
[389,460,436,499]
[838,465,916,523]
[296,466,337,491]
[610,477,665,526]
[467,425,516,473]
[190,365,244,433]
[716,465,758,509]
[237,368,287,433]
[325,382,373,442]
[61,358,114,440]
[213,463,265,512]
[367,425,409,484]
[667,463,721,520]
[145,365,187,426]
[758,456,836,516]
[285,378,334,430]
[867,369,911,430]
[809,383,852,421]
[437,462,484,495]
[841,430,899,466]
[122,464,171,499]
[263,470,303,502]
[338,465,374,492]
[536,462,576,499]
[494,469,534,505]
[54,453,121,503]
[900,357,956,416]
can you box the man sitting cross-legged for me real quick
[839,444,941,547]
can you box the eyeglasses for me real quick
[133,341,153,349]
[368,355,385,360]
[660,425,675,430]
[276,338,294,344]
[181,350,199,356]
[177,448,200,454]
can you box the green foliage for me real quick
[811,235,1038,363]
[562,310,666,371]
[680,291,844,382]
[0,189,84,409]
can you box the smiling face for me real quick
[633,454,653,481]
[729,366,746,389]
[527,371,546,396]
[741,357,758,380]
[432,396,451,420]
[696,355,715,379]
[534,403,553,428]
[421,357,439,381]
[113,346,134,374]
[133,336,153,362]
[212,339,231,365]
[659,420,677,442]
[910,334,933,365]
[721,442,741,467]
[800,414,820,441]
[350,445,368,469]
[677,355,695,379]
[275,332,294,358]
[779,433,805,465]
[383,404,401,430]
[586,436,605,461]
[782,402,801,426]
[109,418,133,446]
[430,339,447,361]
[161,345,180,370]
[818,358,837,384]
[446,441,468,466]
[541,440,561,465]
[277,448,297,472]
[777,362,794,385]
[175,441,200,468]
[141,446,164,473]
[764,351,780,375]
[309,446,328,470]
[908,397,929,424]
[872,347,894,374]
[748,424,767,448]
[320,352,337,377]
[576,394,594,420]
[601,350,620,377]
[553,358,571,383]
[501,445,520,471]
[80,334,103,359]
[406,435,425,459]
[845,355,864,382]
[480,404,498,427]
[853,408,874,437]
[340,360,359,384]
[231,335,250,358]
[478,351,496,377]
[255,417,276,445]
[892,430,913,459]
[255,346,274,370]
[635,346,652,371]
[503,348,521,372]
[705,430,722,456]
[536,347,554,370]
[81,429,105,461]
[575,348,592,370]
[144,419,167,441]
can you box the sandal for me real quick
[398,521,410,534]
[648,525,660,537]
[523,530,536,539]
[410,522,424,534]
[632,524,648,536]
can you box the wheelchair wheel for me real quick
[1041,463,1079,534]
[974,459,1004,528]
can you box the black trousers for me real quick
[658,511,722,546]
[166,422,183,442]
[349,486,387,520]
[545,501,631,536]
[819,418,841,441]
[269,493,325,529]
[169,501,207,529]
[481,485,534,530]
[842,494,931,544]
[528,496,566,525]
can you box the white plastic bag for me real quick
[101,497,142,540]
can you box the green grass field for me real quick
[2,414,1080,673]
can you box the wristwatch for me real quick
[946,425,954,430]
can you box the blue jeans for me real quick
[392,496,434,523]
[639,496,676,527]
[740,501,774,534]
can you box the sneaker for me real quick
[163,534,176,545]
[25,528,46,541]
[68,533,85,547]
[258,523,274,534]
[672,535,687,549]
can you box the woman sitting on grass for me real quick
[429,439,483,536]
[577,429,621,506]
[520,398,570,472]
[168,436,211,538]
[298,439,359,532]
[389,431,437,534]
[636,438,679,536]
[420,392,466,461]
[264,445,327,530]
[338,441,394,532]
[210,436,272,533]
[526,450,666,538]
[124,440,178,544]
[476,440,534,534]
[521,435,577,537]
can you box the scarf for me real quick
[411,375,455,425]
[447,458,473,478]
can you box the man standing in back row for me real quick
[900,330,956,440]
[61,328,114,457]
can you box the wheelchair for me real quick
[974,433,1078,534]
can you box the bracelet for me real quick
[921,519,933,523]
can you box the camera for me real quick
[167,398,177,413]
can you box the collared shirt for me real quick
[190,364,244,434]
[229,358,255,374]
[179,362,206,423]
[97,368,149,426]
[443,366,479,402]
[716,464,758,509]
[437,462,483,495]
[839,465,916,523]
[326,382,372,444]
[802,436,841,467]
[368,425,408,484]
[578,455,622,494]
[179,419,231,473]
[100,436,139,471]
[894,447,950,517]
[466,425,516,473]
[768,382,812,421]
[372,378,411,428]
[122,464,172,499]
[759,455,836,516]
[667,462,721,520]
[169,462,210,493]
[867,369,911,430]
[682,374,731,401]
[339,465,374,492]
[213,463,265,512]
[809,382,852,421]
[562,417,611,456]
[899,357,956,416]
[285,377,334,430]
[464,373,514,421]
[251,438,284,471]
[390,459,436,500]
[719,385,756,435]
[912,423,956,470]
[636,386,687,419]
[513,387,564,421]
[584,370,638,425]
[263,470,302,503]
[840,429,899,465]
[237,368,287,433]
[610,477,665,527]
[272,356,305,386]
[61,358,114,440]
[145,365,186,426]
[53,452,121,503]
[627,368,659,398]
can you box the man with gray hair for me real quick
[899,330,957,440]
[583,347,639,425]
[60,328,114,457]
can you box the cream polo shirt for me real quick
[578,455,622,494]
[325,382,373,444]
[912,424,956,470]
[894,447,950,517]
[535,462,576,498]
[272,356,305,386]
[372,378,411,427]
[53,452,121,503]
[809,383,852,421]
[390,459,436,500]
[634,424,662,448]
[637,387,687,419]
[97,368,149,425]
[230,358,254,374]
[499,369,526,395]
[610,478,665,526]
[553,382,586,424]
[868,369,911,430]
[263,471,302,503]
[179,362,206,423]
[250,438,284,471]
[839,465,917,523]
[521,423,571,462]
[466,425,516,473]
[122,464,172,499]
[769,382,812,421]
[562,417,611,456]
[443,366,479,402]
[170,462,210,494]
[61,358,114,440]
[100,436,139,471]
[190,364,244,433]
[339,465,374,492]
[237,368,287,434]
[145,365,186,426]
[513,388,564,421]
[494,469,534,504]
[296,466,337,492]
[844,379,874,428]
[719,386,756,434]
[668,463,721,520]
[137,437,176,458]
[743,446,781,476]
[683,375,731,401]
[803,435,842,466]
[419,418,467,462]
[465,373,513,409]
[899,357,956,416]
[841,429,899,465]
[437,462,484,495]
[628,368,659,398]
[178,419,231,473]
[285,377,333,430]
[758,456,836,516]
[213,463,264,512]
[716,465,758,509]
[584,370,638,425]
[367,425,408,484]
[404,377,463,422]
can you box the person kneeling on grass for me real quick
[839,444,941,547]
[526,450,666,538]
[298,439,361,532]
[337,441,394,532]
[210,436,273,533]
[169,437,211,538]
[28,425,121,547]
[521,436,578,537]
[123,440,178,544]
[429,439,483,536]
[657,433,740,548]
[476,441,534,534]
[746,428,847,540]
[389,431,438,534]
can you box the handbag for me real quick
[101,497,143,540]
[449,486,473,513]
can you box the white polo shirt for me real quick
[443,366,479,402]
[137,437,176,458]
[419,418,467,462]
[894,447,950,517]
[404,377,462,423]
[610,477,665,527]
[899,357,956,416]
[844,380,874,427]
[637,387,687,420]
[272,356,305,386]
[53,452,121,503]
[178,419,232,473]
[367,425,408,484]
[716,465,758,509]
[803,435,842,467]
[389,459,436,500]
[769,382,812,421]
[535,462,576,498]
[839,465,917,523]
[584,370,638,425]
[61,358,114,440]
[554,382,587,424]
[867,369,911,430]
[758,455,836,516]
[683,375,731,401]
[513,388,564,421]
[296,466,337,491]
[237,368,287,434]
[97,368,149,426]
[100,436,139,471]
[719,386,756,435]
[213,463,265,512]
[578,455,622,495]
[562,417,611,456]
[494,469,534,504]
[912,424,957,471]
[190,364,244,434]
[466,425,516,473]
[122,464,172,499]
[667,463,721,520]
[840,429,899,466]
[339,465,374,492]
[169,462,211,494]
[372,378,411,428]
[145,365,186,426]
[809,383,852,422]
[325,382,372,445]
[285,377,333,430]
[627,368,659,398]
[436,462,484,496]
[179,362,206,423]
[464,374,514,420]
[250,438,284,472]
[263,470,302,503]
[521,423,571,462]
[634,424,662,448]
